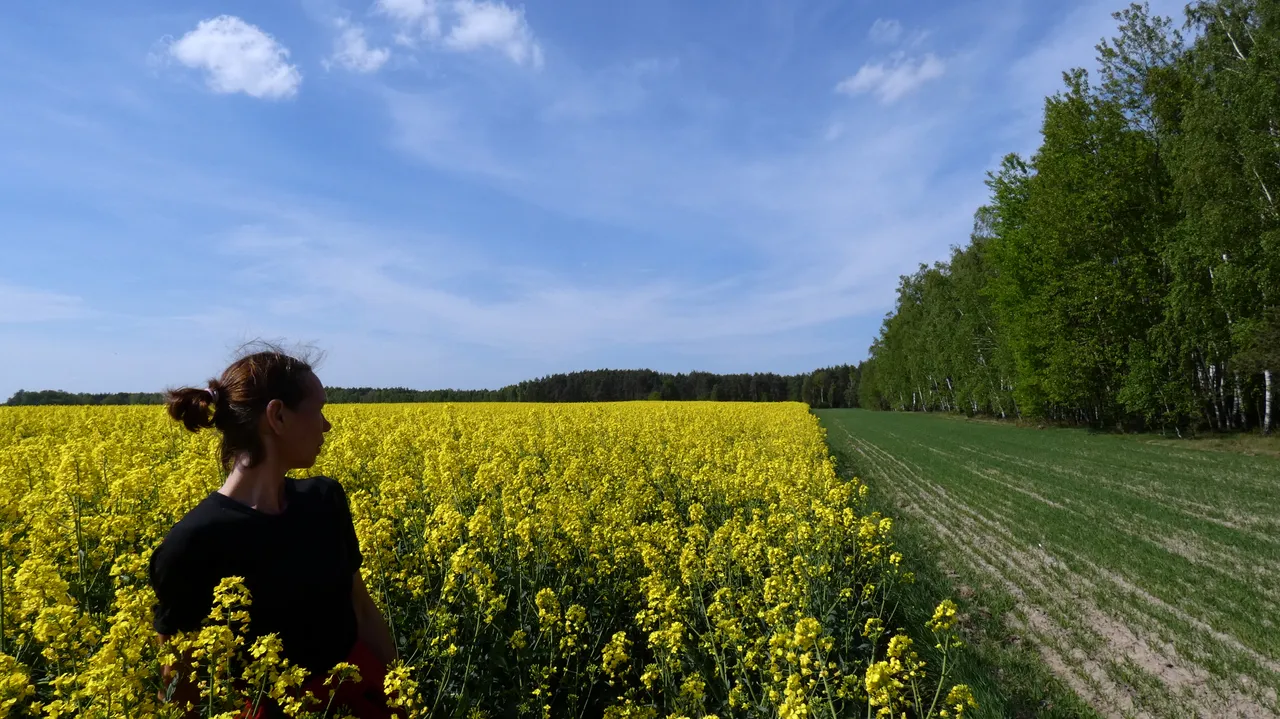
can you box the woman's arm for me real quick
[156,633,201,717]
[352,572,397,666]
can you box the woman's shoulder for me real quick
[151,497,225,569]
[154,488,277,555]
[291,475,354,507]
[292,474,342,494]
[162,493,230,542]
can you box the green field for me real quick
[817,410,1280,719]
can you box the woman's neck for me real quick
[219,455,290,514]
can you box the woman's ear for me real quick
[265,398,286,435]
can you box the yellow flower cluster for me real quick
[0,402,973,718]
[927,600,958,633]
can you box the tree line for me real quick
[859,0,1280,433]
[3,365,861,409]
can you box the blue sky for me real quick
[0,0,1185,396]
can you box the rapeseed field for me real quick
[0,403,971,718]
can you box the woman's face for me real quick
[274,372,332,469]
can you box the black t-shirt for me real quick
[148,475,364,677]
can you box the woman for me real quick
[149,347,400,718]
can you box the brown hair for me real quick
[165,342,324,472]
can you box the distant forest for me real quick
[860,1,1280,433]
[3,366,861,409]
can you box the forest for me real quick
[3,365,862,409]
[859,0,1280,433]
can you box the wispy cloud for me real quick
[997,0,1184,155]
[372,0,541,67]
[380,65,979,337]
[167,15,302,99]
[376,0,443,40]
[211,216,905,358]
[0,282,89,323]
[868,18,903,45]
[2,0,1188,398]
[445,0,542,67]
[327,20,391,73]
[542,56,679,122]
[835,52,945,104]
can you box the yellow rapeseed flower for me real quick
[0,402,954,719]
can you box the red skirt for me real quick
[238,640,403,718]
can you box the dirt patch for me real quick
[836,426,1280,717]
[1004,547,1280,718]
[1008,611,1134,719]
[1138,436,1280,460]
[832,418,1280,718]
[1081,559,1280,678]
[885,453,1278,716]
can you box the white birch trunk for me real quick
[1266,370,1273,435]
[1209,364,1223,430]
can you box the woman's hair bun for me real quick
[164,385,218,432]
[163,342,320,472]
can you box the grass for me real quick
[1129,433,1280,459]
[816,409,1280,719]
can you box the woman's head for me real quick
[165,344,331,473]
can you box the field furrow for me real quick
[819,410,1280,719]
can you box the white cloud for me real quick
[376,0,442,39]
[329,22,391,73]
[835,52,945,104]
[445,0,543,67]
[869,18,903,45]
[169,15,301,99]
[7,0,1209,395]
[372,0,542,67]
